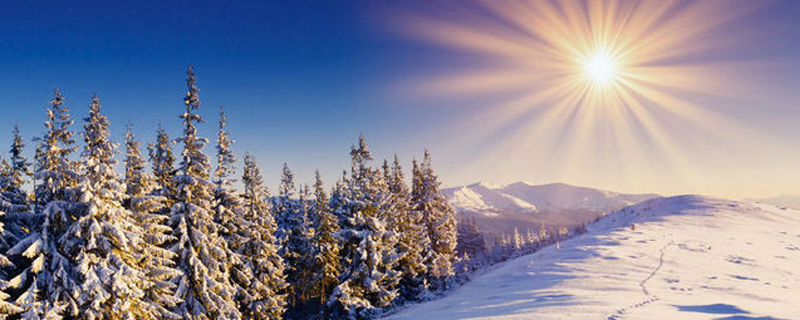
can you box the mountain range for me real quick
[443,182,659,237]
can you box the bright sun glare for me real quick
[404,0,783,194]
[583,50,617,85]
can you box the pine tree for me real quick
[296,185,317,308]
[456,217,485,258]
[512,227,523,253]
[7,88,82,318]
[63,94,158,319]
[386,155,429,301]
[124,124,182,319]
[308,171,340,315]
[148,125,175,200]
[168,66,240,319]
[33,87,79,208]
[0,159,23,318]
[412,150,457,290]
[274,163,313,310]
[2,125,31,214]
[238,153,287,320]
[210,107,255,316]
[212,107,240,232]
[328,135,401,319]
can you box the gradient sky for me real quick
[0,0,797,198]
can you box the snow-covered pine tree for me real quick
[0,128,42,316]
[273,163,314,310]
[212,107,241,234]
[238,153,287,320]
[0,160,23,318]
[512,227,523,254]
[2,125,31,214]
[33,87,79,209]
[59,94,158,319]
[7,88,82,318]
[386,155,429,301]
[210,107,254,315]
[148,125,176,200]
[411,150,457,290]
[294,185,317,311]
[328,135,401,320]
[456,216,485,258]
[274,162,298,248]
[124,124,183,319]
[308,171,340,315]
[168,66,240,319]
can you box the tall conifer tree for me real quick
[328,135,401,319]
[8,88,82,318]
[238,153,287,320]
[124,125,182,319]
[168,67,240,319]
[387,155,429,300]
[412,150,457,290]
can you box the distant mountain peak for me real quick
[445,181,659,218]
[467,181,503,189]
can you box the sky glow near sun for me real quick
[396,0,800,198]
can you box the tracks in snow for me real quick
[606,240,674,320]
[640,241,674,295]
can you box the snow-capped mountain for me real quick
[443,182,658,236]
[387,195,800,320]
[444,182,657,215]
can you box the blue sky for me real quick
[0,0,798,197]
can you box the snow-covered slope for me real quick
[386,195,800,320]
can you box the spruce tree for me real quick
[238,153,287,320]
[124,125,183,319]
[2,125,31,214]
[63,95,156,319]
[148,125,175,200]
[211,107,255,315]
[386,155,429,301]
[33,88,79,207]
[212,107,241,233]
[274,163,313,309]
[0,160,23,317]
[456,217,485,258]
[8,87,82,318]
[308,171,340,313]
[293,185,316,310]
[168,66,240,319]
[328,135,401,319]
[412,150,457,290]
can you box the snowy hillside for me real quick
[443,182,658,236]
[386,195,800,320]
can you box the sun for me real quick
[582,49,618,86]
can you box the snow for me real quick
[445,181,658,215]
[385,195,800,320]
[447,184,538,215]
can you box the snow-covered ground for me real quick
[386,195,800,320]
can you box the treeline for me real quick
[454,218,588,277]
[0,67,460,320]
